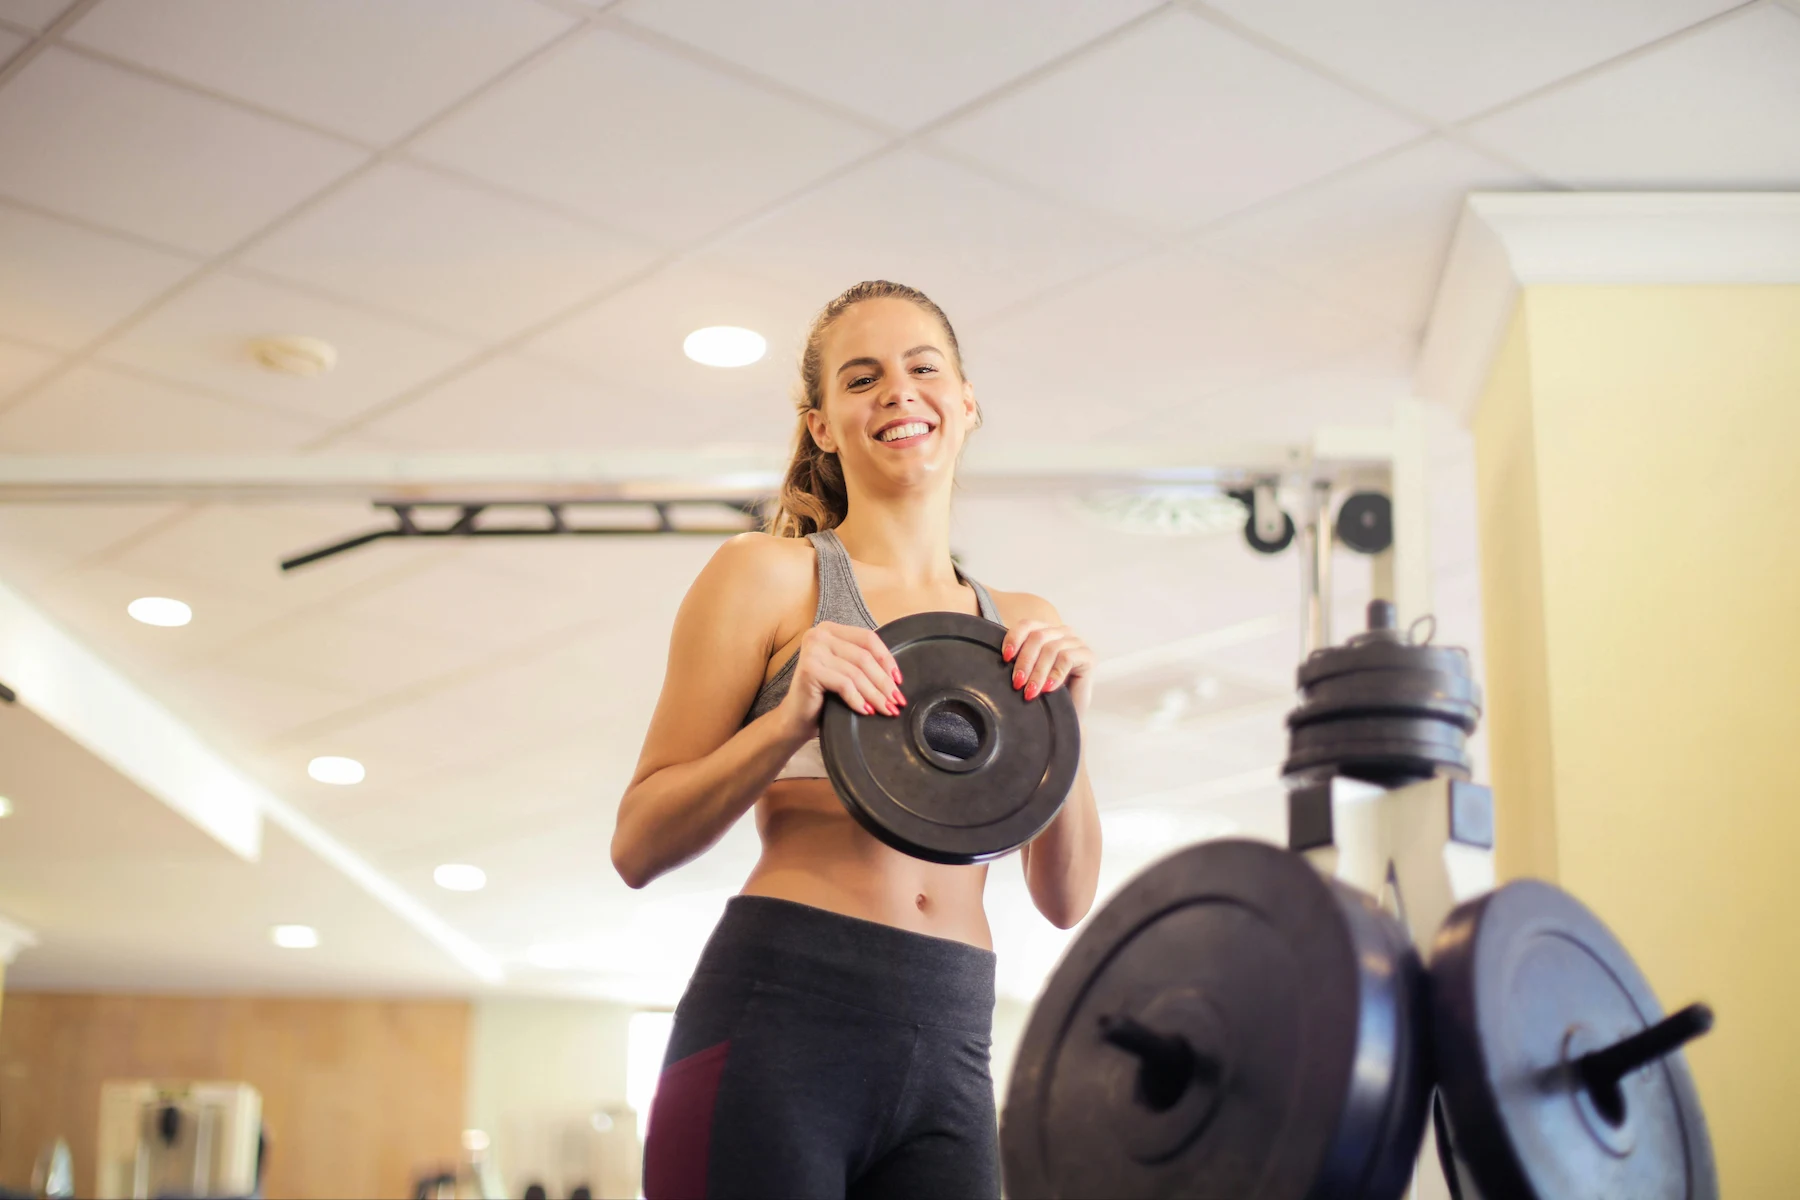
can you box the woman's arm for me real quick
[999,595,1104,929]
[611,534,904,889]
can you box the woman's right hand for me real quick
[775,622,906,739]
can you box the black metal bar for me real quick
[1578,1003,1714,1092]
[279,499,769,571]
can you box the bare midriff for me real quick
[740,779,995,950]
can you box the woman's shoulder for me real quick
[695,531,816,599]
[981,584,1061,627]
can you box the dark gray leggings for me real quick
[644,896,1000,1200]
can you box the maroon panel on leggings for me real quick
[644,1040,731,1199]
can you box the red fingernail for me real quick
[893,667,903,684]
[1003,646,1015,663]
[1013,672,1024,688]
[861,701,873,715]
[1025,685,1040,701]
[891,691,904,706]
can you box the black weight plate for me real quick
[1290,715,1471,753]
[820,611,1080,866]
[1430,881,1718,1200]
[1289,669,1484,732]
[1002,839,1429,1200]
[1299,641,1474,688]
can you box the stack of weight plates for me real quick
[1282,600,1482,786]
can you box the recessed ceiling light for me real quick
[434,863,486,892]
[250,334,337,377]
[271,924,319,949]
[683,325,766,368]
[307,756,365,785]
[128,597,192,627]
[0,795,12,819]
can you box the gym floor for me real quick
[0,3,1795,1198]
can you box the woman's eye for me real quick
[849,375,875,388]
[913,365,937,375]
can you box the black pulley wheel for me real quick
[820,611,1080,866]
[1336,492,1393,554]
[1430,880,1718,1200]
[1002,839,1429,1200]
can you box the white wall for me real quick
[466,995,642,1198]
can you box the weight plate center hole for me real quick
[923,700,984,760]
[911,691,1001,774]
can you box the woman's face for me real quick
[808,297,978,495]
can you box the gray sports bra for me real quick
[745,529,1001,779]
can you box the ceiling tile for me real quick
[1205,0,1742,124]
[0,363,325,452]
[358,353,771,451]
[1101,335,1416,445]
[1465,5,1800,188]
[240,161,659,339]
[0,48,368,254]
[0,338,59,402]
[614,0,1163,131]
[0,205,200,351]
[409,26,884,245]
[0,502,179,588]
[527,257,820,438]
[965,245,1390,444]
[216,607,491,703]
[94,270,478,426]
[1197,138,1538,338]
[25,560,302,677]
[929,8,1424,233]
[66,0,575,144]
[703,148,1149,323]
[161,661,360,750]
[104,504,458,619]
[0,0,70,30]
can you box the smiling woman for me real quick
[769,280,981,540]
[611,280,1102,1199]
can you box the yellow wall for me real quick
[1472,285,1800,1195]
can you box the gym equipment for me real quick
[1228,485,1296,554]
[1000,605,1718,1200]
[1282,601,1479,786]
[1431,881,1717,1200]
[1336,491,1394,555]
[820,611,1080,865]
[96,1080,262,1200]
[1001,839,1429,1199]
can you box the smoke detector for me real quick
[250,335,338,377]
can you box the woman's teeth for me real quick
[876,422,931,442]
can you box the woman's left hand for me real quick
[1002,620,1097,716]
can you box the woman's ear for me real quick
[805,406,838,454]
[962,380,982,432]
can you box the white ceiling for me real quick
[0,0,1793,1003]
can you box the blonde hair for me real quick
[768,281,969,538]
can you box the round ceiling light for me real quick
[307,755,365,785]
[128,597,192,627]
[434,863,487,892]
[271,924,319,949]
[0,795,12,819]
[682,325,766,368]
[250,335,337,377]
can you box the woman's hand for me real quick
[1003,619,1097,716]
[775,621,907,739]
